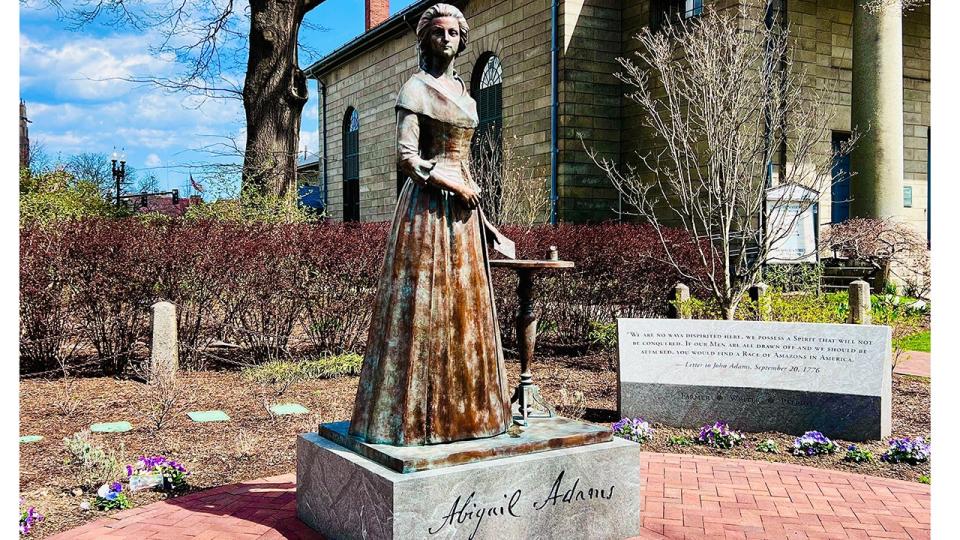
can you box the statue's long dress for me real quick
[348,71,512,446]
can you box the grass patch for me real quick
[895,330,930,353]
[242,354,363,386]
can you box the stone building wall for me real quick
[313,0,929,234]
[556,0,622,222]
[789,0,929,239]
[316,0,632,224]
[320,34,417,222]
[616,0,929,240]
[318,0,557,222]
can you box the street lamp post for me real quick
[111,149,126,208]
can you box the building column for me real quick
[850,0,904,220]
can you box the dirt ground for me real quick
[19,354,930,538]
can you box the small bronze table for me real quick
[490,258,575,425]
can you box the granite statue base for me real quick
[296,428,642,540]
[318,416,612,473]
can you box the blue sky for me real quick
[18,0,418,196]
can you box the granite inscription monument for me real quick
[618,318,891,440]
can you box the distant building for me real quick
[19,100,30,170]
[134,193,203,217]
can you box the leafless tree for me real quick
[26,139,52,175]
[24,0,329,196]
[471,133,551,232]
[135,172,161,194]
[586,4,856,319]
[66,152,112,190]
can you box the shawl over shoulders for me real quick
[395,71,479,129]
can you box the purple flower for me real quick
[792,431,836,456]
[612,417,654,443]
[20,501,43,536]
[881,436,930,464]
[696,421,743,448]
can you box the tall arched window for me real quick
[471,54,503,218]
[343,108,360,222]
[472,54,503,157]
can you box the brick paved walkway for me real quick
[48,454,930,539]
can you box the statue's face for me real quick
[427,16,460,60]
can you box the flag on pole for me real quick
[190,173,204,193]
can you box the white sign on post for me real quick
[766,184,818,264]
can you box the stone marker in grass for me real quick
[19,435,43,443]
[187,410,231,423]
[90,421,133,433]
[270,403,310,416]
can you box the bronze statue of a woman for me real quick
[348,3,512,446]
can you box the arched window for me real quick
[342,108,360,222]
[472,54,503,156]
[471,54,503,218]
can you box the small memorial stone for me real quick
[149,301,179,383]
[90,422,133,433]
[187,410,230,423]
[19,435,43,444]
[270,403,310,416]
[848,280,872,325]
[618,318,891,441]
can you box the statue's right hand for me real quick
[412,159,437,186]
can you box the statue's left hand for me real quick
[457,184,481,209]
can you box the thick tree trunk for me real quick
[243,0,311,196]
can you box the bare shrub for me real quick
[19,227,83,375]
[471,133,551,230]
[300,223,387,355]
[130,356,191,431]
[823,218,930,298]
[233,429,256,460]
[587,4,856,319]
[60,219,165,375]
[63,430,123,492]
[54,356,83,417]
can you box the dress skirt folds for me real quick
[348,71,512,445]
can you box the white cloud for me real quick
[33,131,93,154]
[116,127,179,149]
[20,34,174,101]
[145,153,162,167]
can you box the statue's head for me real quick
[416,3,469,68]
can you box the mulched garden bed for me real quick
[19,354,930,538]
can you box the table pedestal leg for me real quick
[510,270,554,425]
